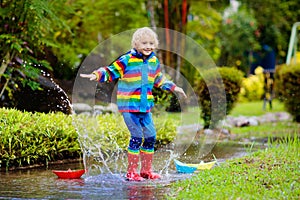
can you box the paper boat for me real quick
[174,159,197,173]
[186,160,217,170]
[174,159,216,173]
[52,168,86,179]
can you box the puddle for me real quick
[0,141,264,199]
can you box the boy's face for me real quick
[135,35,155,56]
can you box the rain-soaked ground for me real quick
[0,140,265,200]
[0,165,191,199]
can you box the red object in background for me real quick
[52,168,86,179]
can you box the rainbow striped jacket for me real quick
[93,49,176,112]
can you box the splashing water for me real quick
[39,70,74,114]
[71,28,226,181]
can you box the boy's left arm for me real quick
[154,72,187,98]
[173,86,187,98]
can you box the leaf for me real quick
[10,43,23,53]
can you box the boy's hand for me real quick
[174,86,187,98]
[80,73,97,81]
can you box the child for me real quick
[80,27,186,181]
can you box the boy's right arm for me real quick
[80,73,97,81]
[80,54,129,82]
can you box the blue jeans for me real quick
[122,112,156,153]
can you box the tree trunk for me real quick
[157,0,190,112]
[147,0,157,31]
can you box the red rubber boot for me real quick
[126,153,144,181]
[140,152,161,180]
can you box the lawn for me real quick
[166,100,300,199]
[228,100,299,137]
[229,99,285,117]
[167,135,300,199]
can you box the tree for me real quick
[237,0,300,64]
[154,0,189,81]
[0,0,149,110]
[184,1,222,83]
[0,0,70,106]
[218,6,259,74]
[50,0,149,80]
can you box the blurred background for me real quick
[1,0,300,113]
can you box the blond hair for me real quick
[131,27,159,49]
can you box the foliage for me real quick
[153,0,190,118]
[194,67,244,128]
[275,64,300,122]
[0,108,177,170]
[167,135,300,199]
[179,1,222,88]
[187,1,222,61]
[0,0,71,105]
[74,114,129,160]
[2,0,300,115]
[50,0,148,79]
[0,0,69,61]
[0,108,80,170]
[154,117,177,146]
[155,0,189,72]
[238,66,264,102]
[241,0,300,63]
[0,0,148,109]
[218,6,259,74]
[151,87,174,113]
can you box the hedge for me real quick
[0,108,177,170]
[194,66,244,128]
[275,64,300,122]
[0,108,81,170]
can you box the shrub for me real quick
[194,67,244,128]
[238,67,264,102]
[0,108,81,170]
[275,64,300,122]
[0,108,177,170]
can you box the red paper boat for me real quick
[52,168,86,179]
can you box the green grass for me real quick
[229,99,285,117]
[157,100,286,125]
[229,121,300,139]
[167,135,300,199]
[166,100,300,199]
[228,100,299,138]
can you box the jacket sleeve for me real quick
[93,54,129,82]
[154,63,176,92]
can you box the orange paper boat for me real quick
[52,168,86,179]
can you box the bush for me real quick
[0,108,81,170]
[194,67,244,128]
[275,64,300,122]
[238,67,264,102]
[0,108,177,170]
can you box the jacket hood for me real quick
[129,48,155,59]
